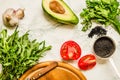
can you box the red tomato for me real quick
[60,40,81,60]
[78,54,96,70]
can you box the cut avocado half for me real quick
[42,0,79,24]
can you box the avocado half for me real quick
[42,0,79,24]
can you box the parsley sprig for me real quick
[80,0,120,34]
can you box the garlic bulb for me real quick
[2,8,24,28]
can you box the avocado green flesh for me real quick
[42,0,79,24]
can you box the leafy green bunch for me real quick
[0,29,51,80]
[80,0,120,34]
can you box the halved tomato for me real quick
[78,54,96,70]
[60,40,81,60]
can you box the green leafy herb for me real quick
[0,28,51,80]
[80,0,120,34]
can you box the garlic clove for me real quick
[15,8,24,19]
[9,17,19,27]
[6,15,11,22]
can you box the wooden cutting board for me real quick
[19,61,86,80]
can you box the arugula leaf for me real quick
[0,28,51,80]
[80,0,120,34]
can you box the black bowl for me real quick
[93,36,116,58]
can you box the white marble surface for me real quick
[0,0,120,80]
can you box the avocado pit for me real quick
[49,1,65,14]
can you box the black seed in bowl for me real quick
[93,36,115,58]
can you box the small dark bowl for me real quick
[93,36,116,59]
